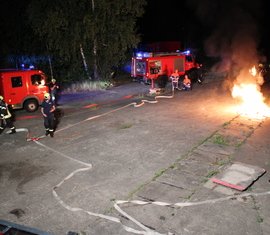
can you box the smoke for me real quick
[187,0,264,86]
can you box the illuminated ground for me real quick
[0,76,270,235]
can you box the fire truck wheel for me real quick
[24,99,38,112]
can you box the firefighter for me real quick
[182,74,192,91]
[49,79,60,105]
[0,95,16,134]
[41,93,55,137]
[170,69,180,90]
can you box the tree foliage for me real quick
[0,0,45,67]
[28,0,146,80]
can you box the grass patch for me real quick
[250,195,264,224]
[169,164,176,170]
[184,191,195,200]
[213,157,231,166]
[205,170,219,178]
[118,123,133,129]
[154,168,167,178]
[222,121,230,127]
[212,134,229,145]
[235,140,245,148]
[256,216,264,223]
[63,80,112,93]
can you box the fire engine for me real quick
[0,69,49,112]
[131,50,200,86]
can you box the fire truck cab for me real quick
[0,69,49,112]
[131,50,199,85]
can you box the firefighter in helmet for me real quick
[0,95,16,134]
[41,93,55,137]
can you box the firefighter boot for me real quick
[9,128,16,134]
[45,129,50,136]
[49,130,54,138]
[0,127,4,135]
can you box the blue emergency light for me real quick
[20,64,35,70]
[183,50,190,55]
[136,52,152,58]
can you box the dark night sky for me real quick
[1,0,270,63]
[138,1,198,43]
[138,0,270,60]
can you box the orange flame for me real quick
[232,83,270,119]
[249,66,257,77]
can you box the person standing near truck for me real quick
[0,95,16,134]
[170,69,180,90]
[41,93,55,137]
[49,79,60,105]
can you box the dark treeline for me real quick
[0,0,146,82]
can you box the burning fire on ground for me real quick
[231,66,270,119]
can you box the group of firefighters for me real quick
[0,79,59,137]
[170,69,191,91]
[0,71,190,137]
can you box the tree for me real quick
[27,0,146,81]
[0,0,45,68]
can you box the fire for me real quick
[249,66,257,77]
[232,83,270,119]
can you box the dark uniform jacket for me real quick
[0,100,12,119]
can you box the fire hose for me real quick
[21,85,176,142]
[6,87,270,235]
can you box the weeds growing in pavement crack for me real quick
[250,195,264,224]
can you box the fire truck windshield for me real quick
[136,61,146,75]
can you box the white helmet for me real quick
[44,93,50,99]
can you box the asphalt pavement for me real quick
[0,74,270,235]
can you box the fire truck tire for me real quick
[24,99,39,112]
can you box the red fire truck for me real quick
[0,69,49,112]
[131,50,199,86]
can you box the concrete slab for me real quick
[176,159,217,177]
[156,168,202,191]
[197,141,236,155]
[214,130,248,146]
[211,162,266,191]
[187,149,231,166]
[136,181,193,202]
[163,199,261,235]
[235,116,262,127]
[110,202,174,235]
